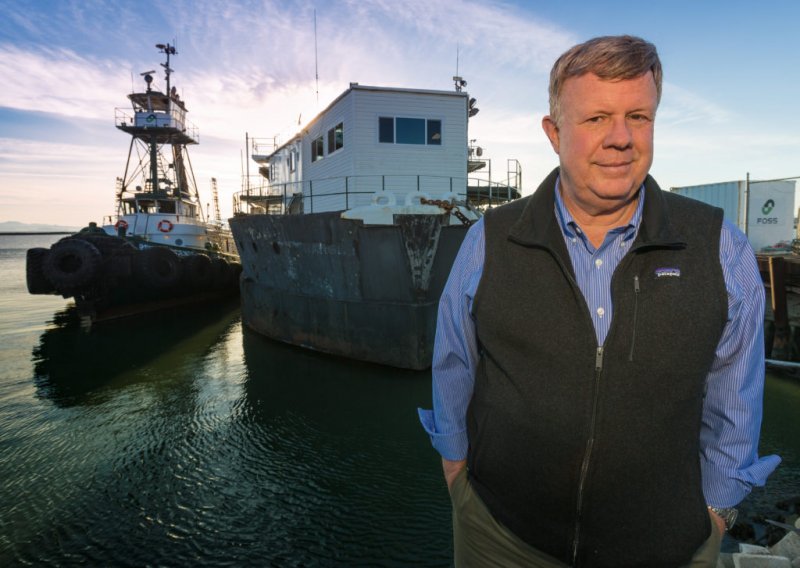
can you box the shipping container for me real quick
[670,179,795,251]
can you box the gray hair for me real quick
[548,35,662,125]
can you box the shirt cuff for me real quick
[417,408,468,461]
[702,454,782,507]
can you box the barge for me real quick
[230,81,520,369]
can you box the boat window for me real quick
[311,136,324,162]
[427,120,442,145]
[288,152,295,173]
[158,201,176,213]
[396,118,425,144]
[379,117,394,143]
[379,117,442,145]
[327,122,344,154]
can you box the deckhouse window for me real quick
[379,117,394,143]
[327,122,344,153]
[311,136,324,162]
[396,118,425,144]
[379,117,442,145]
[427,119,442,145]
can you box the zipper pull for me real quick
[595,347,604,371]
[629,275,640,362]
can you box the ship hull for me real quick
[230,211,469,370]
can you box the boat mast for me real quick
[155,43,176,195]
[145,72,160,194]
[116,42,198,207]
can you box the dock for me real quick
[756,252,800,362]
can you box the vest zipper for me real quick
[572,346,604,565]
[628,275,640,361]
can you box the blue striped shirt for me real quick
[419,180,781,508]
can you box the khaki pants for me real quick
[450,468,722,567]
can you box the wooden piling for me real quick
[769,255,790,359]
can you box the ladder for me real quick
[211,177,222,225]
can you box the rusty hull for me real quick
[230,211,468,369]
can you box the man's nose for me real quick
[603,117,633,149]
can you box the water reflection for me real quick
[11,303,453,567]
[236,329,452,566]
[31,300,241,406]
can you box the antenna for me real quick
[314,10,320,105]
[156,42,177,95]
[456,42,460,78]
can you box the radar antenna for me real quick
[155,42,177,96]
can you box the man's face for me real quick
[542,72,658,215]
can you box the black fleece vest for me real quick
[468,168,728,567]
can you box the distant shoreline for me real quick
[0,232,74,236]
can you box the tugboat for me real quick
[26,43,240,324]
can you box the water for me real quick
[1,235,798,566]
[1,235,451,567]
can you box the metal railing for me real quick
[114,108,200,142]
[232,172,520,216]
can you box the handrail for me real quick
[233,172,519,215]
[114,108,200,142]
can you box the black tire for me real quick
[229,262,243,288]
[210,258,231,289]
[76,234,136,257]
[42,238,102,292]
[78,235,137,279]
[26,248,54,294]
[135,247,182,290]
[182,254,213,290]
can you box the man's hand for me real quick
[708,509,727,534]
[442,458,467,490]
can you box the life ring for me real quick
[158,220,174,233]
[115,219,128,230]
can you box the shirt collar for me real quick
[554,176,644,243]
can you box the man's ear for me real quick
[542,116,560,154]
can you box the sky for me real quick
[1,0,799,226]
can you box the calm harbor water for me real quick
[1,234,798,566]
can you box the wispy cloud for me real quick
[3,0,797,224]
[0,0,575,224]
[658,83,731,126]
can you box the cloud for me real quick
[0,45,130,119]
[0,136,120,224]
[658,82,731,126]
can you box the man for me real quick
[418,35,780,567]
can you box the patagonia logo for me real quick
[655,267,681,278]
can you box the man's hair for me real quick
[548,35,662,124]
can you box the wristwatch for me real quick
[708,506,738,531]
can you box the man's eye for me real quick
[629,114,651,122]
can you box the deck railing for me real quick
[232,173,519,216]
